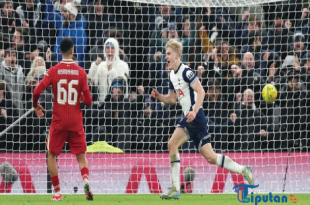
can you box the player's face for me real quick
[105,46,115,61]
[165,47,179,70]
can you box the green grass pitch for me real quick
[0,194,310,205]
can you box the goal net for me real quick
[0,0,309,195]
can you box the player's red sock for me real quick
[81,167,89,181]
[51,176,60,193]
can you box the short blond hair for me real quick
[165,39,183,57]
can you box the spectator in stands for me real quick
[295,8,309,32]
[151,21,195,63]
[24,56,46,108]
[240,32,262,70]
[199,26,240,72]
[134,103,166,151]
[228,89,268,151]
[235,13,261,47]
[44,0,87,67]
[226,52,263,106]
[177,15,195,63]
[201,7,236,45]
[11,27,31,74]
[155,5,181,31]
[30,41,57,69]
[91,38,129,104]
[264,55,285,89]
[275,70,307,149]
[301,52,310,90]
[94,78,131,151]
[0,80,20,151]
[203,79,228,125]
[86,29,128,71]
[289,32,307,59]
[86,0,117,46]
[0,0,15,50]
[15,0,43,52]
[0,49,24,113]
[261,12,293,59]
[261,52,282,78]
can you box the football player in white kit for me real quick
[151,39,254,199]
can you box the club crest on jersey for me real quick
[176,89,185,98]
[186,70,195,80]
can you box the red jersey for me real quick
[33,59,92,131]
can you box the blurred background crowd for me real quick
[0,0,309,153]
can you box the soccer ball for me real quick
[262,84,278,103]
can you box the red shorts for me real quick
[47,127,87,155]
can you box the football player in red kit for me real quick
[33,38,93,201]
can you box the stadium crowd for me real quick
[0,0,309,152]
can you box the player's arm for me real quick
[81,71,92,106]
[183,68,205,122]
[190,79,205,114]
[151,89,177,105]
[33,71,52,109]
[151,79,177,105]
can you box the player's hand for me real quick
[35,104,45,118]
[186,111,196,123]
[151,89,160,99]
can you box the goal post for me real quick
[0,0,309,195]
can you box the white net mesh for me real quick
[122,0,286,7]
[0,0,309,195]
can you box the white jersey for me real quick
[169,63,199,115]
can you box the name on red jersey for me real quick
[58,69,79,75]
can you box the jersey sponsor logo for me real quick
[176,89,185,98]
[186,70,195,80]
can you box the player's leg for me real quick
[47,128,67,201]
[69,129,93,201]
[200,143,254,185]
[161,127,188,200]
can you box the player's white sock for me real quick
[216,154,244,174]
[170,153,180,192]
